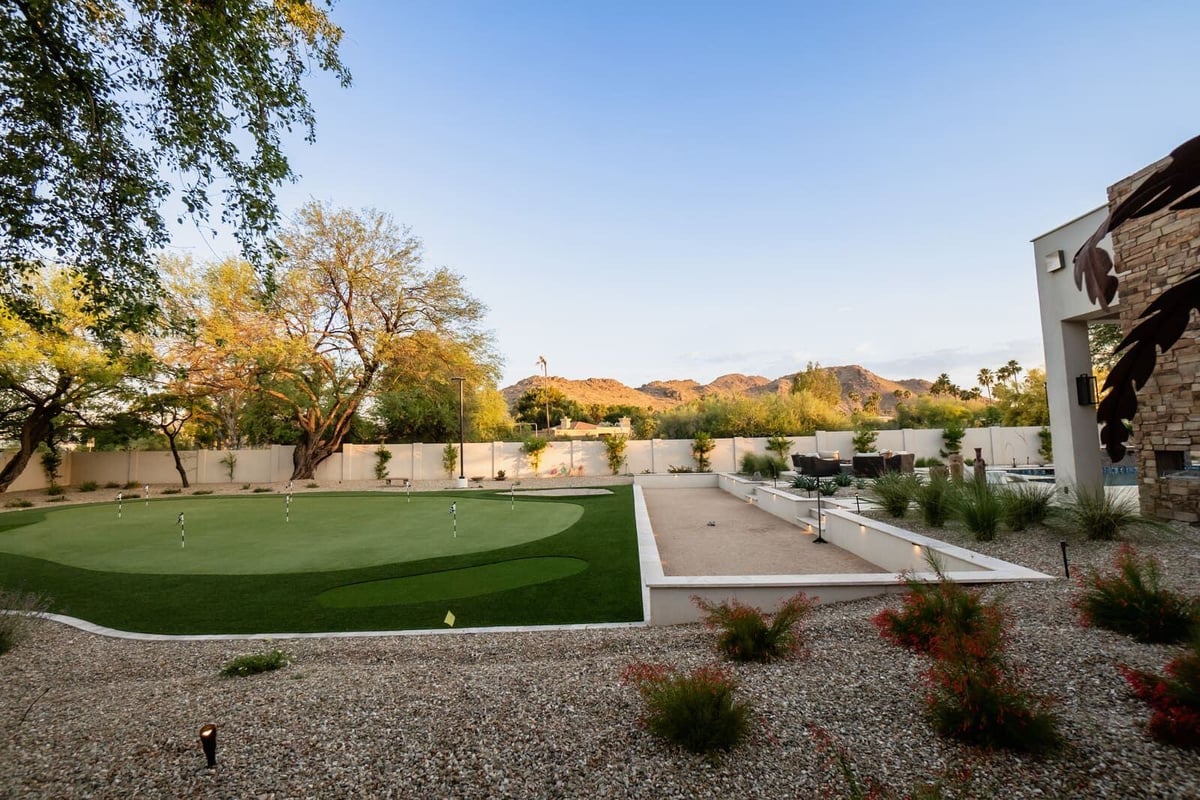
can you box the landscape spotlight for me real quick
[199,724,217,768]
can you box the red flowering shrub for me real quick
[1120,641,1200,748]
[620,661,751,754]
[694,591,815,663]
[872,574,1004,655]
[1074,545,1198,644]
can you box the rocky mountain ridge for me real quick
[501,366,932,414]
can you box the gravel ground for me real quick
[3,481,1200,798]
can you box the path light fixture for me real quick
[199,723,217,768]
[813,490,827,544]
[1060,541,1070,578]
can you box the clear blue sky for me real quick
[168,1,1199,391]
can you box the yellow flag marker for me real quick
[444,611,456,627]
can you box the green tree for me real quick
[977,368,995,399]
[513,386,587,431]
[195,203,488,479]
[789,362,842,406]
[1089,322,1123,375]
[766,434,792,466]
[993,369,1049,426]
[442,442,458,479]
[1,1,349,332]
[692,432,715,472]
[0,268,147,491]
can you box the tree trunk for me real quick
[291,439,335,480]
[167,432,190,488]
[0,405,56,493]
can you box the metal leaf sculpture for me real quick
[1072,134,1200,460]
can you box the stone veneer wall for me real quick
[1108,158,1200,522]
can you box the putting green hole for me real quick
[317,557,589,608]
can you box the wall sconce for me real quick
[1075,373,1098,406]
[199,724,217,768]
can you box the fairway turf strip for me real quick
[0,487,642,634]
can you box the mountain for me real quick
[501,366,932,415]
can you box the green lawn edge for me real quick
[0,487,643,634]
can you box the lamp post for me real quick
[537,355,550,436]
[451,376,467,488]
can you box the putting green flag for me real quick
[444,611,456,627]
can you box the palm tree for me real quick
[977,368,994,399]
[1004,359,1022,391]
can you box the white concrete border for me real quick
[635,474,1053,625]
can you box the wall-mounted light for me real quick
[199,724,217,768]
[1076,373,1099,406]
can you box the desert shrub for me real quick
[123,481,140,490]
[869,471,916,518]
[252,487,273,493]
[792,475,818,493]
[0,588,50,655]
[620,662,751,754]
[740,452,767,475]
[4,499,34,508]
[924,650,1061,753]
[873,564,1003,656]
[851,426,878,454]
[956,478,1001,541]
[122,492,141,499]
[495,470,506,480]
[220,649,290,677]
[667,465,694,474]
[1121,639,1200,748]
[695,592,814,663]
[1000,483,1055,531]
[192,489,214,495]
[305,482,320,489]
[915,456,944,469]
[1056,484,1167,541]
[914,472,955,528]
[817,480,838,497]
[160,487,181,495]
[833,471,852,487]
[1074,545,1198,644]
[103,481,120,489]
[45,484,65,496]
[79,481,99,492]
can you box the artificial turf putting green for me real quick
[0,487,642,634]
[0,494,583,574]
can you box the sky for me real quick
[167,1,1200,392]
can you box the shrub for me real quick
[740,452,775,476]
[620,662,751,754]
[441,442,458,479]
[869,471,916,518]
[161,487,181,495]
[1000,483,1055,531]
[4,499,34,508]
[692,432,715,473]
[79,481,99,492]
[103,481,120,489]
[833,471,852,487]
[792,474,818,493]
[956,478,1001,541]
[1056,483,1167,541]
[241,483,251,490]
[924,651,1061,753]
[913,472,955,527]
[521,437,547,476]
[809,724,974,799]
[252,487,273,493]
[374,445,393,480]
[0,588,50,655]
[915,456,944,469]
[851,426,878,454]
[667,464,694,473]
[219,451,237,481]
[305,482,320,489]
[220,649,291,677]
[122,493,141,499]
[45,484,65,496]
[123,481,140,490]
[695,592,814,663]
[192,489,214,495]
[604,435,628,475]
[1121,639,1200,748]
[1074,545,1198,644]
[872,562,1003,656]
[817,480,838,497]
[495,469,506,480]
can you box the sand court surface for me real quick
[642,487,882,576]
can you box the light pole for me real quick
[451,376,467,488]
[537,355,550,436]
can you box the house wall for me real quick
[1108,160,1200,522]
